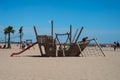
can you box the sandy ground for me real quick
[0,44,120,80]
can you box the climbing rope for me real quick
[82,39,105,57]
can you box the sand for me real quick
[0,44,120,80]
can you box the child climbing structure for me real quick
[11,21,105,57]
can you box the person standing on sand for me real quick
[113,42,117,51]
[82,37,88,42]
[0,45,2,48]
[117,42,119,48]
[22,41,26,50]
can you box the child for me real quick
[113,42,117,51]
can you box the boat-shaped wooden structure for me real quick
[33,21,105,57]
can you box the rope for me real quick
[81,39,105,57]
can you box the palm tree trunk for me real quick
[5,34,6,46]
[8,33,11,48]
[20,35,22,49]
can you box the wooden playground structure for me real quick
[11,21,105,57]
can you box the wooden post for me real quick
[72,28,78,43]
[94,38,105,57]
[75,26,83,43]
[34,26,43,56]
[70,25,72,43]
[51,20,53,38]
[51,20,55,45]
[61,45,65,57]
[76,42,84,57]
[55,33,61,44]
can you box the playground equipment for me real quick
[10,42,37,56]
[11,21,105,57]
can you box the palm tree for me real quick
[19,26,23,49]
[4,26,15,48]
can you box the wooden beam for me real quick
[75,27,84,43]
[94,38,105,57]
[34,26,43,56]
[70,25,72,43]
[51,20,53,38]
[72,28,78,43]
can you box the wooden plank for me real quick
[34,26,43,56]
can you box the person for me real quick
[82,37,88,42]
[0,46,1,48]
[113,42,117,51]
[26,42,29,47]
[3,45,6,49]
[17,42,19,47]
[22,41,26,50]
[117,42,119,48]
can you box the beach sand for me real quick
[0,44,120,80]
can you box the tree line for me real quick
[3,26,23,48]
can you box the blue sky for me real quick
[0,0,120,43]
